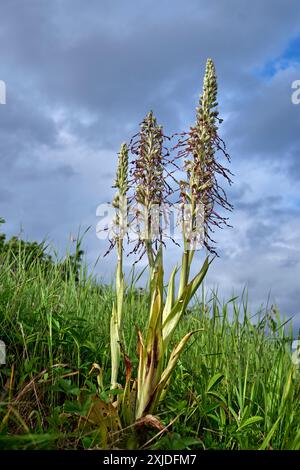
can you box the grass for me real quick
[0,248,299,450]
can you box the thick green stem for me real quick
[178,241,189,298]
[178,198,196,297]
[144,203,156,295]
[110,236,124,389]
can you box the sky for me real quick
[0,0,300,328]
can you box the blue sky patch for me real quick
[255,34,300,78]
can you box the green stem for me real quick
[178,198,196,297]
[110,235,124,389]
[178,241,189,298]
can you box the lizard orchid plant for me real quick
[106,59,233,429]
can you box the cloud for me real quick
[0,0,300,328]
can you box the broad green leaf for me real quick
[162,257,210,349]
[238,416,263,431]
[148,329,203,414]
[259,417,280,450]
[207,390,227,405]
[162,266,178,324]
[207,373,224,392]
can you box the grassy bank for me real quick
[0,249,299,450]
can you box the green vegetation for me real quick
[0,235,299,450]
[0,59,299,450]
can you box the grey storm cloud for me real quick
[0,0,300,328]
